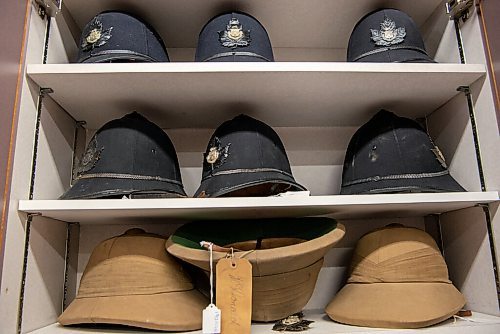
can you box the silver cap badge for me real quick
[371,17,406,46]
[218,18,251,48]
[81,18,113,51]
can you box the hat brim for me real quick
[340,172,465,195]
[194,170,307,197]
[79,51,160,63]
[204,55,271,62]
[60,177,187,199]
[354,48,436,63]
[58,288,207,331]
[325,282,465,328]
[166,222,345,275]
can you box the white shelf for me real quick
[18,192,498,224]
[63,0,443,49]
[28,62,485,129]
[29,311,500,333]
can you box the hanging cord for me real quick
[200,241,215,304]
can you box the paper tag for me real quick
[202,304,221,334]
[216,258,252,334]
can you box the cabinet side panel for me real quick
[427,93,482,192]
[441,207,499,315]
[32,97,76,200]
[460,12,500,192]
[0,7,47,333]
[21,217,67,333]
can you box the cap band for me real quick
[342,170,450,187]
[352,45,430,62]
[76,172,184,186]
[348,247,451,284]
[78,256,193,297]
[202,167,294,181]
[203,51,271,62]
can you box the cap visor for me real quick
[355,48,435,63]
[194,170,306,197]
[340,172,465,195]
[325,282,465,328]
[60,177,186,199]
[58,289,207,331]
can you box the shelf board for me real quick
[63,0,443,49]
[29,311,500,333]
[27,62,486,129]
[18,192,498,224]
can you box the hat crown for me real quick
[348,227,450,284]
[77,11,168,63]
[79,230,193,298]
[195,11,274,62]
[347,8,430,62]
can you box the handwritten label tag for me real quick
[202,304,221,334]
[216,258,252,334]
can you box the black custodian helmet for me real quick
[61,112,186,199]
[77,11,169,63]
[347,8,434,63]
[195,115,305,197]
[195,12,274,62]
[341,110,464,194]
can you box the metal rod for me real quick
[17,15,51,334]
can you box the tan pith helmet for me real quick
[59,228,207,331]
[166,218,345,321]
[325,225,465,328]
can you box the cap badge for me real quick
[371,17,406,46]
[76,137,103,175]
[81,18,113,51]
[272,312,314,332]
[205,137,230,169]
[219,18,251,48]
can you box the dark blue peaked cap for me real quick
[196,11,274,62]
[347,8,435,63]
[77,11,169,63]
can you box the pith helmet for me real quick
[347,8,434,63]
[195,12,274,62]
[325,225,465,328]
[59,228,207,331]
[194,114,305,197]
[77,11,169,63]
[166,218,346,321]
[60,112,186,199]
[340,110,465,194]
